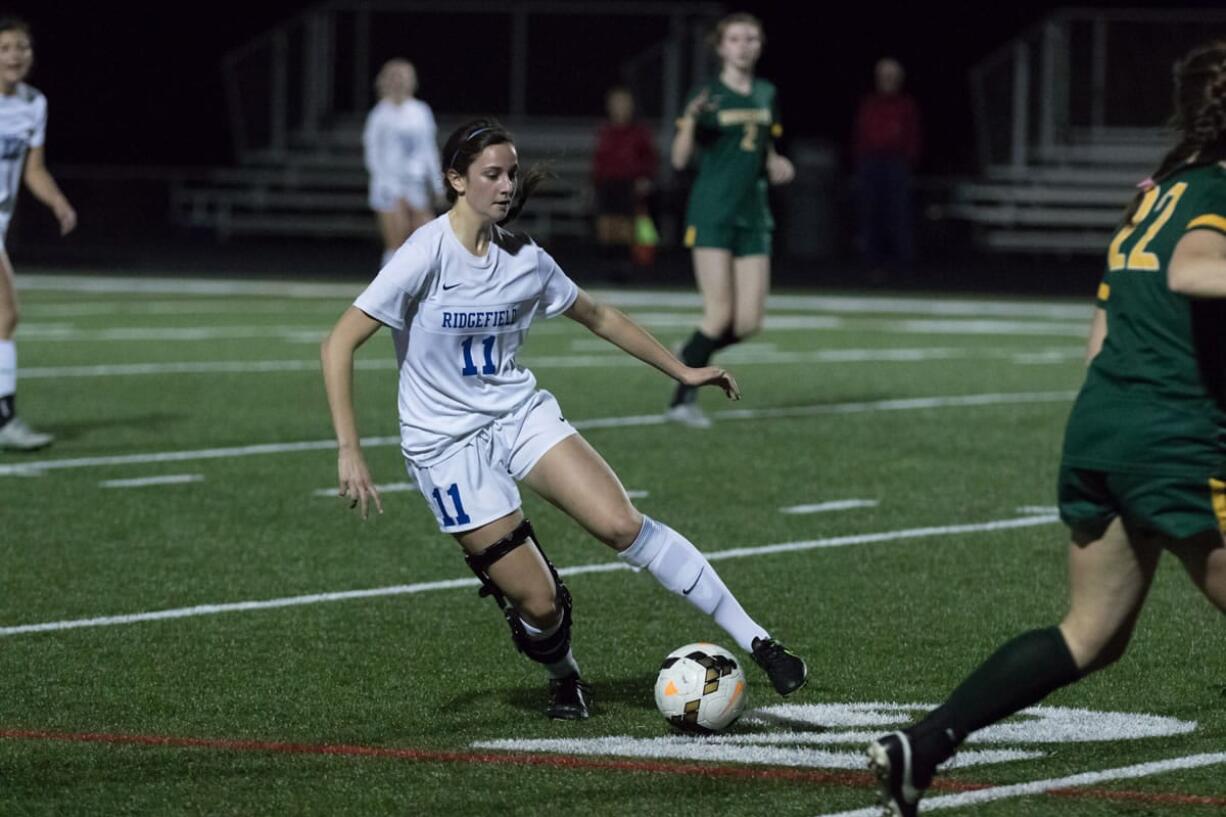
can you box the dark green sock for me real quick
[712,327,739,351]
[908,627,1081,784]
[670,330,720,407]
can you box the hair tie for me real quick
[448,127,492,169]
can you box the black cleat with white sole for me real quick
[546,673,592,720]
[867,731,926,817]
[750,637,808,695]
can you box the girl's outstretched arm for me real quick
[564,289,740,399]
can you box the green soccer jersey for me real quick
[1062,162,1226,477]
[683,77,781,230]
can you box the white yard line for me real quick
[16,347,1060,379]
[99,474,204,489]
[813,752,1226,817]
[311,481,415,497]
[781,500,879,515]
[0,391,1076,477]
[0,514,1058,637]
[18,359,394,379]
[703,515,1054,561]
[1017,505,1060,515]
[17,326,328,343]
[18,275,363,299]
[14,317,1087,343]
[896,319,1087,337]
[21,301,342,318]
[0,437,398,477]
[17,275,1092,318]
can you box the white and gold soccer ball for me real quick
[654,642,747,733]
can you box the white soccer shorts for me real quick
[408,390,577,533]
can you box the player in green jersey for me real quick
[666,12,794,428]
[866,41,1226,817]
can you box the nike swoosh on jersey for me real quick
[442,282,461,290]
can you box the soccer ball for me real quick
[654,642,747,734]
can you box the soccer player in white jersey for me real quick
[322,119,808,719]
[362,59,444,269]
[0,18,75,451]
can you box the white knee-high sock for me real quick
[0,339,15,399]
[520,616,581,679]
[618,516,768,652]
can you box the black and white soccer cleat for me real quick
[750,637,808,695]
[867,731,924,817]
[546,673,592,720]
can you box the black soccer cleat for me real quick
[867,731,925,817]
[750,637,808,695]
[546,673,592,720]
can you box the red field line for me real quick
[3,728,1224,810]
[0,728,886,788]
[1051,786,1226,807]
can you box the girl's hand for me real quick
[682,89,713,121]
[53,199,77,235]
[337,445,383,519]
[681,366,741,400]
[767,154,795,185]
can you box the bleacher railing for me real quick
[970,7,1226,171]
[221,0,723,164]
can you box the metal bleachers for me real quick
[170,2,721,244]
[171,116,599,241]
[947,129,1164,253]
[950,8,1226,254]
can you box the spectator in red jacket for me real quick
[853,57,921,280]
[592,87,658,277]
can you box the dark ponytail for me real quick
[440,118,552,226]
[1122,41,1226,225]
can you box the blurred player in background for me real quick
[322,118,808,720]
[363,59,443,268]
[0,17,76,452]
[667,12,794,428]
[867,40,1226,817]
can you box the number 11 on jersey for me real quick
[461,335,497,376]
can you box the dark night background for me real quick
[7,0,1225,288]
[19,0,1215,173]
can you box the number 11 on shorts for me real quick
[432,483,471,526]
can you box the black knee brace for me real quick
[464,519,573,665]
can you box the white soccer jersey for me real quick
[354,214,580,465]
[0,83,45,227]
[362,98,444,193]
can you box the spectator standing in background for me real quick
[591,86,657,280]
[853,57,921,282]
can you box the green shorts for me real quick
[683,222,772,258]
[1057,465,1226,541]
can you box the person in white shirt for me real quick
[0,17,76,452]
[362,59,444,268]
[321,118,808,720]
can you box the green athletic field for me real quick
[1,273,1222,817]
